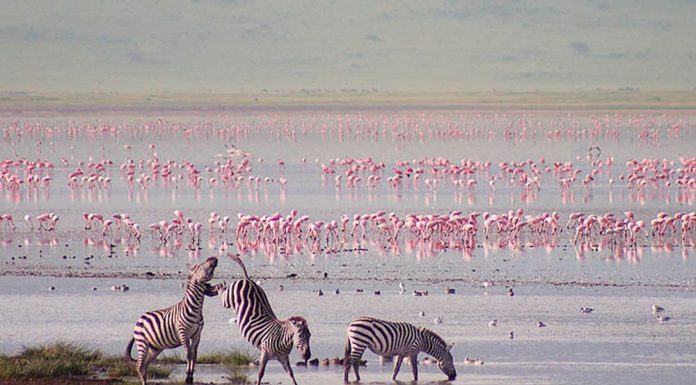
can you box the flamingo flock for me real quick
[1,112,694,263]
[1,154,694,209]
[231,209,696,258]
[2,209,693,262]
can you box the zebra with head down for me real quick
[219,253,312,385]
[124,256,224,385]
[344,316,457,382]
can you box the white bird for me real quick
[464,358,484,365]
[580,307,594,313]
[537,321,546,328]
[652,304,665,313]
[228,315,237,324]
[399,282,405,294]
[317,289,324,296]
[656,315,671,323]
[488,319,498,327]
[433,316,443,325]
[508,331,514,340]
[419,311,426,317]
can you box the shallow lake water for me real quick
[1,110,695,384]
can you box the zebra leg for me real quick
[185,328,202,384]
[135,346,148,385]
[352,360,361,382]
[138,347,162,385]
[343,357,352,382]
[256,352,269,385]
[391,354,405,381]
[408,352,419,381]
[279,355,298,385]
[344,347,365,382]
[343,337,352,382]
[176,326,194,384]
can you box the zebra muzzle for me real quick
[301,348,311,362]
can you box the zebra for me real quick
[343,316,457,382]
[124,257,223,385]
[219,253,312,385]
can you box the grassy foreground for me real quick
[0,342,255,383]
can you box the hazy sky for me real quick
[2,0,695,93]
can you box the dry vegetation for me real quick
[1,90,695,115]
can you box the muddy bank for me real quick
[1,268,692,291]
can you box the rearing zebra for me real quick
[124,257,223,385]
[343,316,457,382]
[219,253,312,385]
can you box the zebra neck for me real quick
[183,281,207,309]
[422,341,447,361]
[418,330,447,361]
[279,321,296,347]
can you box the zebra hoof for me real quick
[185,374,193,384]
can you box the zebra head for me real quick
[437,342,457,381]
[289,316,312,361]
[188,256,218,284]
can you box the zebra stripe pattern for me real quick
[221,253,311,385]
[343,316,456,382]
[125,257,222,385]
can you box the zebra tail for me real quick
[227,253,249,279]
[123,337,136,362]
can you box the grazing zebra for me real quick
[219,253,312,385]
[124,257,223,385]
[343,316,457,382]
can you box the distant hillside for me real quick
[1,1,694,93]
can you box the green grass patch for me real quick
[0,341,171,380]
[198,350,256,366]
[0,342,101,379]
[224,365,252,384]
[155,352,186,364]
[94,356,171,379]
[158,350,256,365]
[0,341,252,381]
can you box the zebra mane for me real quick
[418,326,447,347]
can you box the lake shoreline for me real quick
[2,90,696,116]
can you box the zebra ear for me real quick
[447,342,454,351]
[289,316,306,328]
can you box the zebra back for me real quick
[345,317,419,356]
[222,278,278,347]
[221,253,311,361]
